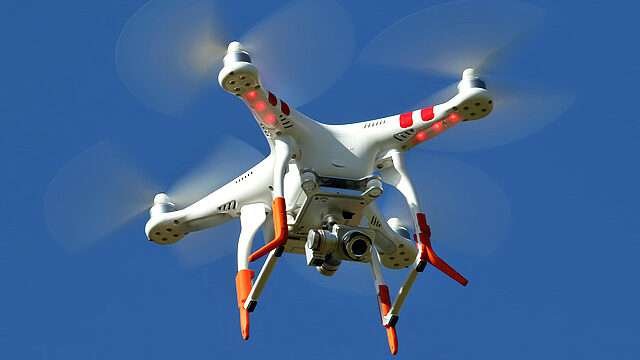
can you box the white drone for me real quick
[47,0,569,355]
[147,39,485,352]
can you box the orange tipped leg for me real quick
[386,326,399,355]
[377,284,399,355]
[239,308,250,340]
[249,197,288,262]
[416,213,468,286]
[236,269,254,340]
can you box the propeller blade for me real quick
[359,0,543,78]
[44,142,160,252]
[167,136,265,208]
[379,152,511,257]
[116,0,355,115]
[166,136,265,267]
[115,0,228,115]
[421,82,459,107]
[171,219,239,268]
[361,0,573,150]
[242,0,355,107]
[419,79,575,151]
[45,136,264,261]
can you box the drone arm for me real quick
[248,136,293,262]
[219,46,300,142]
[353,87,490,157]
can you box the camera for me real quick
[305,224,375,276]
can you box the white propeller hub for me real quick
[150,193,175,217]
[153,193,173,205]
[457,68,486,92]
[462,68,478,80]
[227,41,246,53]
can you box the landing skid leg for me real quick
[238,136,294,340]
[379,150,468,326]
[249,136,293,262]
[245,246,282,312]
[370,246,399,355]
[236,203,267,340]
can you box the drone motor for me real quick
[149,193,175,217]
[386,217,411,240]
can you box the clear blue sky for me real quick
[2,0,639,359]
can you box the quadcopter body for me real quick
[144,42,490,354]
[42,0,567,355]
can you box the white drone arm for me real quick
[218,42,298,143]
[341,69,493,160]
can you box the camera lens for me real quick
[343,231,371,260]
[351,238,368,256]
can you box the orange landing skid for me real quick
[236,269,254,340]
[249,197,287,262]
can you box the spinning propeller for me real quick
[381,152,511,258]
[360,0,574,151]
[116,0,355,115]
[44,137,263,264]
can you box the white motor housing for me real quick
[387,217,411,240]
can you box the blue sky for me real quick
[2,0,639,359]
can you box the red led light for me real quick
[415,131,428,142]
[254,101,267,112]
[448,112,461,122]
[245,90,258,100]
[432,122,443,131]
[263,113,276,125]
